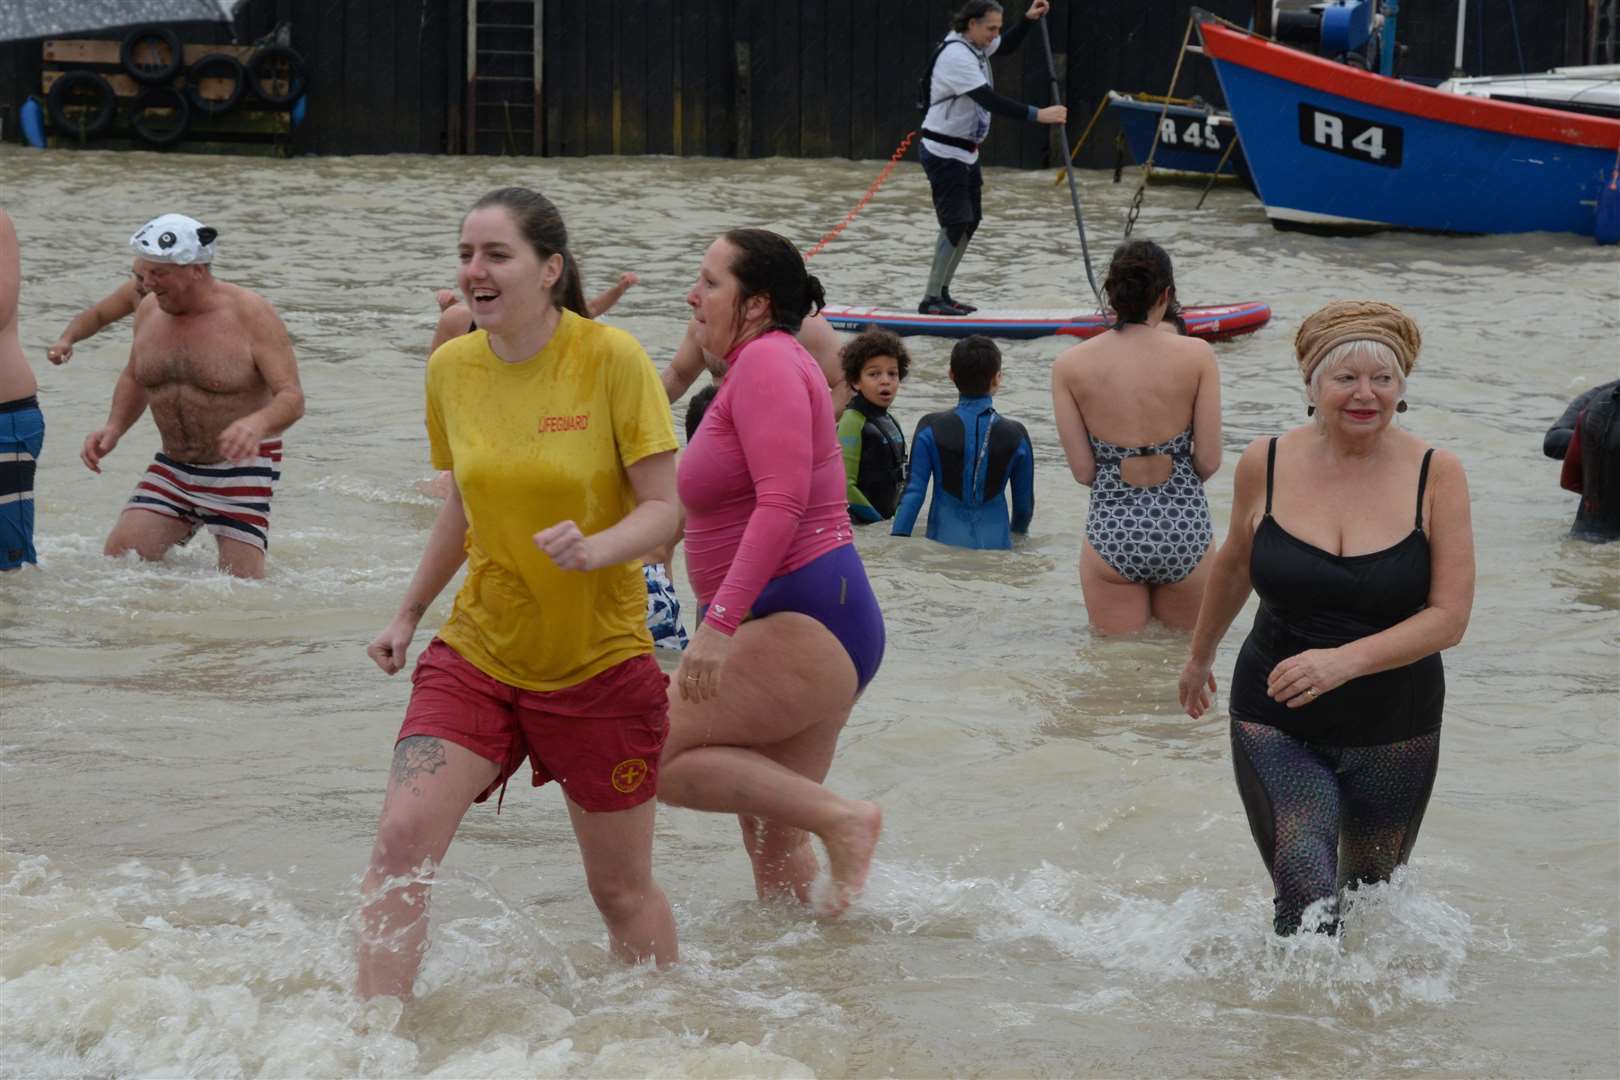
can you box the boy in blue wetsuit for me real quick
[837,328,911,524]
[892,334,1033,549]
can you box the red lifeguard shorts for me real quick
[399,639,670,813]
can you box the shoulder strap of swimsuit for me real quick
[1415,448,1435,530]
[1265,437,1278,516]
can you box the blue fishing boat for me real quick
[1107,91,1247,178]
[1198,17,1620,236]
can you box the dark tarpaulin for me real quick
[0,1,243,44]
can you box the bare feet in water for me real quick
[815,800,882,917]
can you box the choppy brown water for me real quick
[1,145,1617,1078]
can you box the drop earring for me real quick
[1306,405,1316,416]
[1396,400,1408,413]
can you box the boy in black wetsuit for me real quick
[892,334,1033,549]
[837,329,911,524]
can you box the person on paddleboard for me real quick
[918,0,1067,317]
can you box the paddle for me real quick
[1037,14,1101,307]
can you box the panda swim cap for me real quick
[130,214,218,265]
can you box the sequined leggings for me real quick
[1230,719,1441,935]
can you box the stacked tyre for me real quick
[44,26,307,148]
[46,69,117,138]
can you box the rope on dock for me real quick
[1123,13,1198,240]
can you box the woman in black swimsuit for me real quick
[1178,301,1476,935]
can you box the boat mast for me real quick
[1252,0,1273,37]
[1453,0,1468,74]
[1380,0,1399,75]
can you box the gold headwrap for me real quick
[1294,300,1422,384]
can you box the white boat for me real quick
[1436,65,1620,119]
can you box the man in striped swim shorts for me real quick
[80,214,304,579]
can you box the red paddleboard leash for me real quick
[804,130,917,261]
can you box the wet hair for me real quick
[720,228,825,336]
[1103,239,1176,327]
[685,383,719,443]
[466,187,588,318]
[952,1,1004,31]
[840,327,911,387]
[949,334,1002,396]
[1164,301,1188,335]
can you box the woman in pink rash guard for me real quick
[659,228,885,917]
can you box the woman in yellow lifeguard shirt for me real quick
[356,187,681,1001]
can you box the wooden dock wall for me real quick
[0,0,1597,165]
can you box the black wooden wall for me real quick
[537,0,1259,167]
[0,0,1596,164]
[231,0,460,156]
[1397,0,1590,86]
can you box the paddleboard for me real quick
[822,301,1271,341]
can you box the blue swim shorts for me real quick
[1,395,44,570]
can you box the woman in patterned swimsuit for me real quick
[1051,240,1223,634]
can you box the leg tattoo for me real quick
[390,736,448,796]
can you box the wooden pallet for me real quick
[40,39,296,157]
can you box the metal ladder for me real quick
[466,0,542,154]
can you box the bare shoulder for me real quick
[131,290,157,327]
[1235,434,1272,473]
[222,283,292,350]
[1052,339,1084,367]
[434,302,472,335]
[1413,440,1470,539]
[798,313,845,383]
[1390,426,1452,466]
[1182,333,1218,365]
[1418,441,1467,484]
[1052,334,1101,376]
[1272,423,1319,453]
[1160,330,1216,369]
[221,281,281,320]
[1229,436,1274,501]
[798,312,841,356]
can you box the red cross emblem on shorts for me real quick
[611,758,649,793]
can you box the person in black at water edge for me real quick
[918,0,1068,316]
[1179,301,1475,936]
[1544,379,1620,542]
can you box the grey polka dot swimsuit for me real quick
[1084,427,1213,585]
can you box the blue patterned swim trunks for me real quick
[643,562,688,651]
